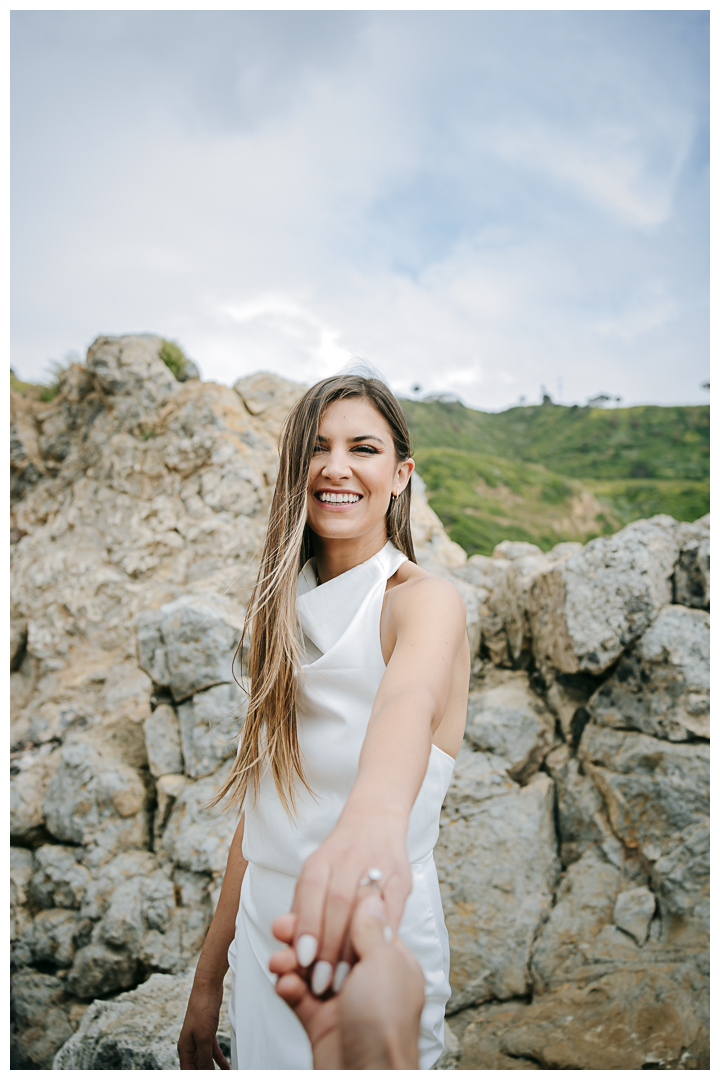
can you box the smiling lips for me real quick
[315,491,362,505]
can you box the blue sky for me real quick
[11,10,709,409]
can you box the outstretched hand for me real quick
[288,813,412,995]
[270,890,424,1069]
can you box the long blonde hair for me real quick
[213,374,416,815]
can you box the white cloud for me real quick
[10,10,708,407]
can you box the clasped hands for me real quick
[279,813,412,998]
[271,891,424,1069]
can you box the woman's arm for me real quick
[290,576,468,988]
[178,813,247,1070]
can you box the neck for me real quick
[312,527,389,583]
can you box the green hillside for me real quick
[403,399,709,556]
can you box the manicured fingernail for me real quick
[311,961,333,996]
[383,926,394,943]
[296,934,317,967]
[332,961,351,993]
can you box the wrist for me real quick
[340,796,408,835]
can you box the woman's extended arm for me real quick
[290,575,468,985]
[178,813,247,1070]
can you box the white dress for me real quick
[228,541,455,1069]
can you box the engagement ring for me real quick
[358,867,383,888]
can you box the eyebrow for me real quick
[315,433,386,444]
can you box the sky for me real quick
[11,9,709,410]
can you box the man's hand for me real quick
[271,890,425,1069]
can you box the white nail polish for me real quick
[383,926,394,943]
[311,960,333,996]
[296,934,317,967]
[332,961,351,993]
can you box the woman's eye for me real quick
[353,445,379,455]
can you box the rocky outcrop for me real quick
[9,336,709,1069]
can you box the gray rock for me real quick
[11,617,27,669]
[545,672,598,744]
[436,750,559,1011]
[233,370,305,417]
[79,850,160,922]
[588,605,709,741]
[579,723,709,861]
[177,681,247,778]
[452,998,540,1070]
[43,740,150,866]
[30,844,92,909]
[200,459,264,517]
[11,971,74,1069]
[465,670,556,783]
[66,942,139,1000]
[528,516,680,676]
[87,335,178,407]
[492,540,543,560]
[14,907,81,970]
[431,1021,461,1069]
[53,968,234,1070]
[673,516,710,609]
[11,847,35,944]
[651,819,709,921]
[136,593,246,701]
[614,886,656,946]
[144,703,184,777]
[160,762,239,875]
[544,744,606,864]
[10,745,62,840]
[154,773,190,842]
[530,846,638,994]
[498,963,708,1069]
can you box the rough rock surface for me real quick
[435,746,559,1011]
[10,336,709,1068]
[53,968,233,1069]
[587,604,709,740]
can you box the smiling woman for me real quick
[177,373,470,1070]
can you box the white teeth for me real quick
[318,492,360,504]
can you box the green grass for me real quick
[403,399,710,555]
[159,339,191,380]
[10,363,67,402]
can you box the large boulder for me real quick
[527,516,680,677]
[136,593,246,702]
[435,746,559,1011]
[588,604,709,741]
[86,335,178,412]
[29,844,92,909]
[11,745,62,840]
[160,762,239,875]
[464,669,556,783]
[495,964,708,1070]
[673,516,710,609]
[143,704,185,777]
[177,681,247,778]
[11,971,78,1069]
[13,907,82,970]
[43,741,150,867]
[53,968,233,1069]
[578,724,709,862]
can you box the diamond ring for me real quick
[358,867,383,888]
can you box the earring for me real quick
[390,492,398,503]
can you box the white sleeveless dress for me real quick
[227,541,455,1069]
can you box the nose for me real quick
[321,446,352,483]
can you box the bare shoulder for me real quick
[387,562,467,628]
